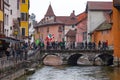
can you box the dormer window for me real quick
[72,24,75,28]
[71,17,75,20]
[22,0,25,3]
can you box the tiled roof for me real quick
[55,11,78,26]
[86,1,112,11]
[56,16,78,26]
[45,4,55,16]
[94,10,112,31]
[66,29,76,37]
[35,5,78,27]
[36,22,64,27]
[76,12,87,25]
[96,22,112,31]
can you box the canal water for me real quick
[26,66,120,80]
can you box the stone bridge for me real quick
[39,49,113,66]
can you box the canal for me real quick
[22,66,120,80]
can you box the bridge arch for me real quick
[42,53,59,61]
[94,53,113,66]
[67,54,83,66]
[42,54,63,66]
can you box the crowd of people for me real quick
[0,42,29,60]
[78,40,108,50]
[30,40,109,51]
[0,39,109,60]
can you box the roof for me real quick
[86,1,112,11]
[76,12,87,25]
[95,22,112,31]
[36,22,64,27]
[56,16,78,26]
[94,10,112,31]
[35,10,78,27]
[66,29,76,37]
[35,4,78,27]
[45,4,55,17]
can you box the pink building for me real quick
[34,4,64,44]
[76,12,87,43]
[34,4,77,46]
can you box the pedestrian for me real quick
[5,46,11,60]
[85,41,87,49]
[98,41,101,50]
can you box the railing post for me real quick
[117,57,119,67]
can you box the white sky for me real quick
[29,0,112,21]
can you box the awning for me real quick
[0,37,23,43]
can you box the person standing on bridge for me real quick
[85,41,87,50]
[98,41,101,50]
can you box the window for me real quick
[22,0,25,3]
[22,28,25,36]
[102,30,109,35]
[7,15,9,25]
[0,0,3,10]
[0,22,1,33]
[72,24,75,28]
[10,26,12,30]
[4,14,9,25]
[17,0,19,9]
[58,26,62,32]
[21,13,28,21]
[4,14,6,25]
[47,27,49,33]
[83,32,87,41]
[10,10,12,15]
[0,22,3,33]
[71,17,75,20]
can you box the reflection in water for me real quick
[27,66,120,80]
[106,67,120,80]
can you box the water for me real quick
[27,66,120,80]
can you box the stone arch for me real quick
[42,54,63,66]
[42,53,59,61]
[67,54,83,66]
[94,53,113,66]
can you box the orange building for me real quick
[113,0,120,57]
[92,11,113,49]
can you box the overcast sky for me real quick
[29,0,112,21]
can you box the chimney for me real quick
[73,10,75,15]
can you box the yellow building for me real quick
[0,0,4,34]
[20,0,29,38]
